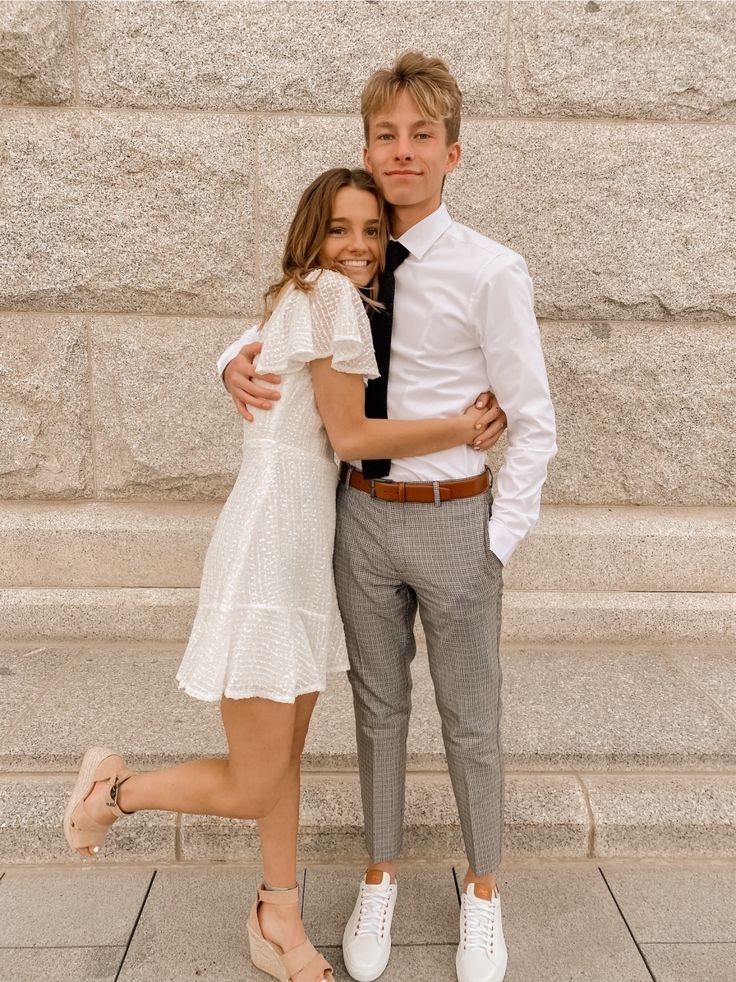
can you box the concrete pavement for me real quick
[1,860,735,981]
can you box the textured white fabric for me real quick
[177,269,378,703]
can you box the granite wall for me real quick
[1,1,734,505]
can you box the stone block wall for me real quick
[1,1,734,505]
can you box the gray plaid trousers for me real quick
[333,481,504,874]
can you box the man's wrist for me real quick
[217,323,260,379]
[488,519,520,567]
[217,348,238,381]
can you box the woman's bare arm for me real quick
[310,358,486,461]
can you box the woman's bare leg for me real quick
[76,696,298,857]
[255,692,324,981]
[258,691,318,886]
[225,692,328,982]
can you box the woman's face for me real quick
[318,186,382,288]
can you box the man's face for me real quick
[363,90,461,212]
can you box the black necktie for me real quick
[362,240,410,478]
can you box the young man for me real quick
[218,53,556,982]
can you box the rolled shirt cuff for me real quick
[217,338,246,380]
[488,517,523,567]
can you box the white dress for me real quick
[176,269,379,703]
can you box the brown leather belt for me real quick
[339,463,489,503]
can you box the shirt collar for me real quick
[395,203,453,261]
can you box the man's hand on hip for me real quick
[466,391,507,451]
[223,341,282,422]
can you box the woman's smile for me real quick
[318,185,382,288]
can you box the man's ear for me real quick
[445,141,462,175]
[363,145,373,174]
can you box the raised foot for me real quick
[62,747,134,859]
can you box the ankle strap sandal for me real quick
[63,746,135,858]
[248,883,334,981]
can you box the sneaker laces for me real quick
[462,891,497,953]
[355,882,392,938]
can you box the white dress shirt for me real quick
[217,204,557,565]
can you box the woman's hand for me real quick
[458,394,506,450]
[464,391,507,451]
[457,403,491,448]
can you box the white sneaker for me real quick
[342,871,397,982]
[456,883,508,982]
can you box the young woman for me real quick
[63,169,492,982]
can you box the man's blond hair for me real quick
[361,51,462,145]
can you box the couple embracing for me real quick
[64,52,556,982]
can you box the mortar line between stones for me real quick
[598,867,657,980]
[0,945,128,951]
[68,3,81,107]
[254,120,263,305]
[0,501,731,519]
[174,812,182,861]
[1,308,733,329]
[0,593,734,610]
[0,638,190,654]
[114,869,157,982]
[574,772,596,858]
[7,856,736,874]
[5,767,736,780]
[638,941,736,947]
[0,103,734,128]
[0,628,733,651]
[0,309,262,322]
[84,321,101,497]
[4,584,734,595]
[451,865,462,905]
[503,1,512,112]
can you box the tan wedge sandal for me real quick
[63,746,135,856]
[247,884,333,982]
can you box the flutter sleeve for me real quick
[256,269,379,381]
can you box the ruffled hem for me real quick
[175,602,349,704]
[175,673,348,705]
[259,335,373,376]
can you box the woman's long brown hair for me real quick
[261,167,389,326]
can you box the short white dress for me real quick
[176,269,379,703]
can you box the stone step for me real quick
[5,771,735,866]
[1,501,733,593]
[2,643,735,774]
[0,587,733,645]
[1,642,735,864]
